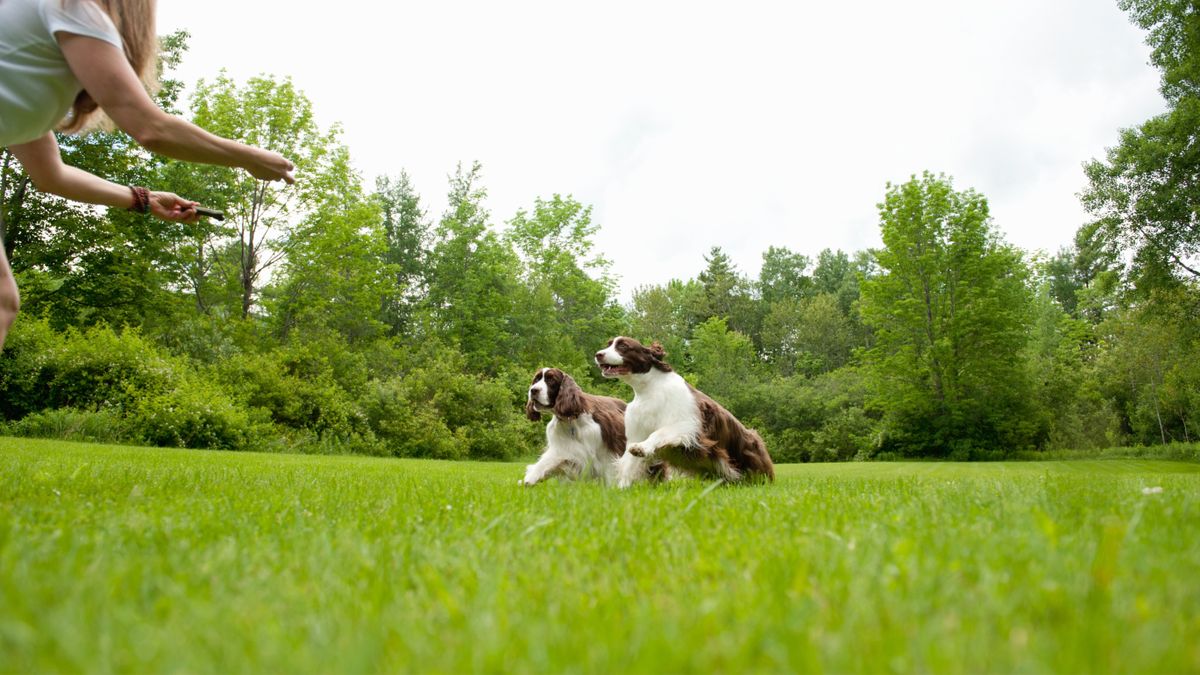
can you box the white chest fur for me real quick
[624,371,701,445]
[546,413,613,479]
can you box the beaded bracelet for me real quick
[128,185,150,214]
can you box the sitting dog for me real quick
[594,336,775,488]
[521,367,628,486]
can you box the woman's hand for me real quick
[246,149,296,184]
[149,191,201,223]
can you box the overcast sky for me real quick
[158,0,1165,297]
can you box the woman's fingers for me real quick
[246,149,296,183]
[149,191,200,223]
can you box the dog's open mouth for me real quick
[598,363,630,377]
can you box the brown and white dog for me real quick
[594,337,775,488]
[522,367,628,486]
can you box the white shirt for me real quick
[0,0,122,146]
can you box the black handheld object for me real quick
[194,206,225,221]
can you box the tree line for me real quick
[1,1,1197,460]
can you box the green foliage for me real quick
[359,340,536,460]
[736,367,876,463]
[1097,302,1200,445]
[182,73,350,318]
[421,162,526,375]
[688,317,761,401]
[506,194,626,378]
[1119,0,1200,102]
[0,318,178,418]
[1026,289,1118,450]
[129,374,266,451]
[374,172,430,336]
[1083,0,1200,284]
[861,173,1040,456]
[629,279,699,366]
[267,193,393,344]
[214,344,368,441]
[0,408,128,444]
[695,246,759,338]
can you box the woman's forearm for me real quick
[135,112,260,170]
[9,133,135,209]
[47,164,137,209]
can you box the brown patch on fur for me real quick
[691,386,775,481]
[527,368,628,456]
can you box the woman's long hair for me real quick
[58,0,158,133]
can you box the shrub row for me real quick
[0,319,538,459]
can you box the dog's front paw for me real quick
[628,443,647,458]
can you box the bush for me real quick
[127,375,268,451]
[0,407,131,444]
[733,367,879,462]
[216,347,368,440]
[0,319,178,418]
[360,342,537,460]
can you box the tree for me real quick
[421,162,524,374]
[374,172,430,337]
[762,293,854,377]
[695,246,758,338]
[629,279,699,365]
[266,187,394,345]
[1081,0,1200,284]
[183,73,344,318]
[506,194,624,375]
[688,317,761,404]
[758,246,811,306]
[861,173,1039,456]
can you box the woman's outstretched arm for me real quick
[55,32,295,184]
[9,132,200,222]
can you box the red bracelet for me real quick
[127,185,150,214]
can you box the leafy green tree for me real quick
[812,248,863,316]
[374,172,430,337]
[1026,283,1116,449]
[421,162,524,374]
[266,188,393,344]
[1081,0,1200,285]
[506,194,624,375]
[184,73,345,318]
[695,246,759,339]
[861,173,1039,456]
[628,280,699,365]
[762,293,854,377]
[1097,296,1200,444]
[758,246,811,306]
[688,317,761,404]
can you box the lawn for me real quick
[1,437,1198,673]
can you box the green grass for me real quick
[2,438,1199,674]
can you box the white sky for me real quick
[158,0,1165,297]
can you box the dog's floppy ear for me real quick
[649,341,667,361]
[525,399,543,422]
[553,373,585,420]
